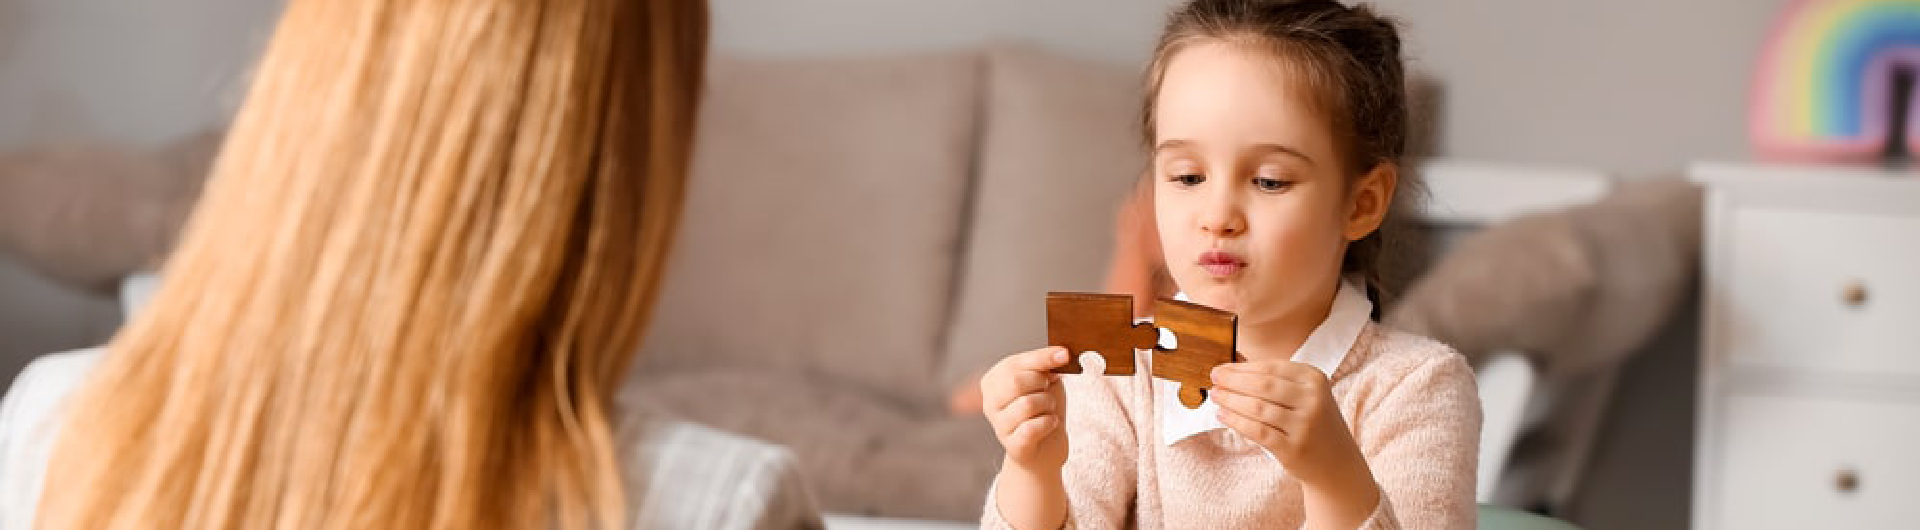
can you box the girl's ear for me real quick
[1345,161,1397,242]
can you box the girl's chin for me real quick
[1180,287,1244,313]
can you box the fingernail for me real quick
[1053,348,1068,362]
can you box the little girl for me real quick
[978,1,1479,528]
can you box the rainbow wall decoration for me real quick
[1752,0,1920,162]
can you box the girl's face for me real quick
[1151,41,1394,328]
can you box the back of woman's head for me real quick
[38,0,706,528]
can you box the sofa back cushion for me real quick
[939,46,1147,385]
[638,52,982,403]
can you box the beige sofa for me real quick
[625,45,1150,521]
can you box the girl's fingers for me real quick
[988,369,1056,413]
[986,348,1067,411]
[1010,346,1071,372]
[1007,414,1058,448]
[1011,369,1054,394]
[1214,360,1326,386]
[1216,398,1288,449]
[1209,368,1301,403]
[1213,387,1293,430]
[999,392,1055,423]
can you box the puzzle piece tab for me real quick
[1045,292,1156,376]
[1150,298,1238,409]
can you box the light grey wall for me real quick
[1,0,1793,178]
[1374,0,1791,175]
[0,0,278,149]
[710,0,1178,62]
[714,0,1791,176]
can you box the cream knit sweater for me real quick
[983,324,1480,529]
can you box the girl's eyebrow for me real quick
[1248,143,1316,167]
[1154,139,1197,153]
[1154,139,1316,167]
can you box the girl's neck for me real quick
[1232,281,1340,363]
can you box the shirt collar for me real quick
[1156,279,1373,447]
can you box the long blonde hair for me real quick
[37,0,707,528]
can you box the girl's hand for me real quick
[1209,361,1377,491]
[981,347,1072,472]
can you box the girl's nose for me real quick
[1199,198,1245,238]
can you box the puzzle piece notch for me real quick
[1045,292,1156,376]
[1150,298,1238,409]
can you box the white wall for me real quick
[1374,0,1791,175]
[0,0,280,149]
[1,0,1794,171]
[714,0,1791,175]
[710,0,1178,62]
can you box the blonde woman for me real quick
[0,0,821,528]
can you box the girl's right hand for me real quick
[981,346,1072,472]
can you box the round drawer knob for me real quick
[1836,469,1860,493]
[1842,282,1869,307]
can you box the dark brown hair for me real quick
[1144,0,1422,305]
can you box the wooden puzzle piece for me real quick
[1045,292,1156,376]
[1044,292,1239,409]
[1150,298,1238,409]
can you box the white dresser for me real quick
[1691,162,1920,529]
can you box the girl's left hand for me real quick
[1208,361,1373,488]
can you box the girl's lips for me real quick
[1198,250,1246,277]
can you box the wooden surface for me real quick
[1046,292,1237,409]
[1150,298,1238,408]
[1046,292,1153,376]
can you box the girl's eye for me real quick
[1170,173,1205,187]
[1252,177,1293,192]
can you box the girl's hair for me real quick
[37,0,706,528]
[1144,0,1422,303]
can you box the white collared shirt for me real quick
[1155,280,1375,450]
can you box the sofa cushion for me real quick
[638,52,982,404]
[938,45,1146,385]
[1385,179,1703,379]
[1386,210,1596,365]
[0,130,218,295]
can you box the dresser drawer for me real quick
[1717,207,1920,377]
[1706,393,1920,528]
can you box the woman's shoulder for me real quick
[2,349,103,437]
[0,348,105,526]
[615,406,821,529]
[6,348,102,394]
